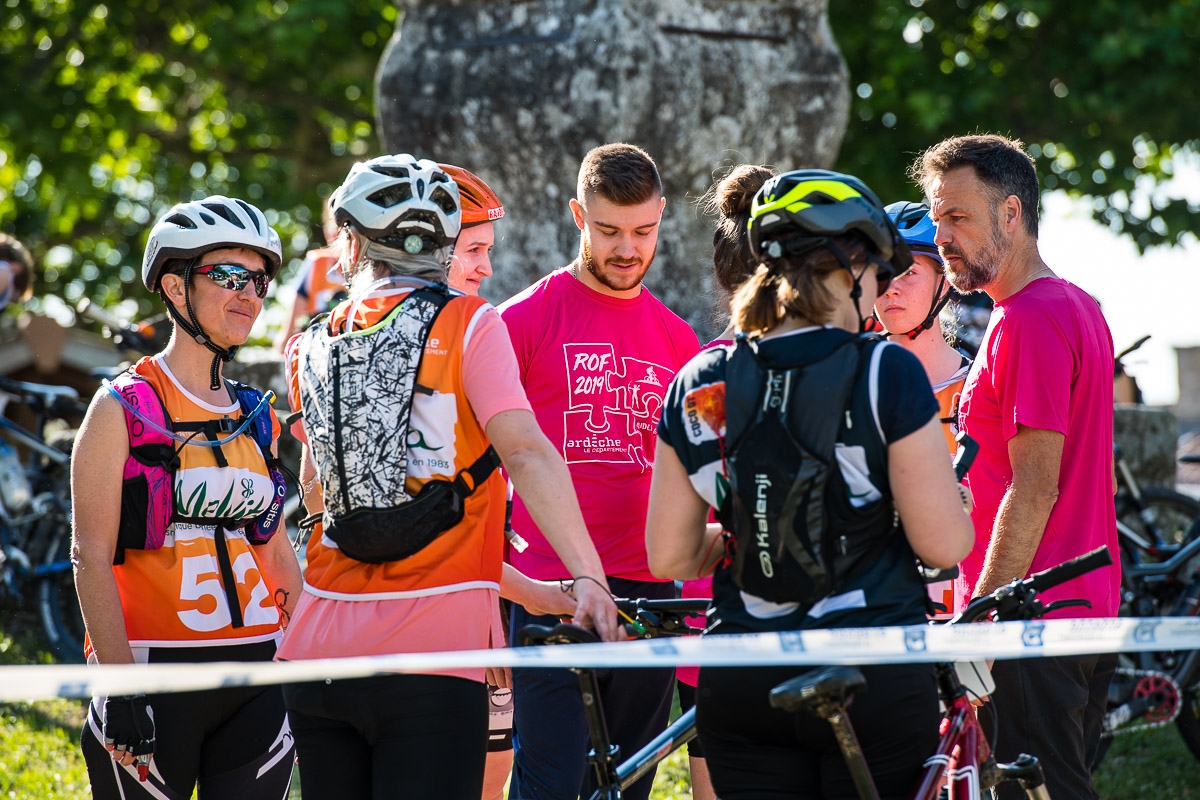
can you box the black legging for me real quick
[283,673,487,800]
[81,641,294,800]
[82,682,293,800]
[697,662,941,800]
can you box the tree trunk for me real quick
[377,0,849,339]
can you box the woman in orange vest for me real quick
[874,201,972,618]
[280,154,617,800]
[72,196,303,799]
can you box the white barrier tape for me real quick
[3,616,1198,702]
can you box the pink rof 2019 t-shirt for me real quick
[499,268,701,581]
[955,276,1119,617]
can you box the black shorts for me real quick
[284,673,488,799]
[697,662,940,800]
[82,641,294,800]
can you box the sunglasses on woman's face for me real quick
[194,264,271,298]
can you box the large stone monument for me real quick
[377,0,849,338]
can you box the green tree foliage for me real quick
[3,1,1197,316]
[831,0,1200,251]
[0,0,396,316]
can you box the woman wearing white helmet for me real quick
[279,154,618,799]
[71,196,303,799]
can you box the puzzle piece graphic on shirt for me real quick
[562,343,670,467]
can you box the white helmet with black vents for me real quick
[330,154,462,252]
[141,196,282,291]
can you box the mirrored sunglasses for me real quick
[194,264,270,298]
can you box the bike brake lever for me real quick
[1041,598,1093,615]
[135,753,151,781]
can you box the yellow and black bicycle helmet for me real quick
[747,169,912,277]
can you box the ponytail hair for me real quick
[700,164,774,295]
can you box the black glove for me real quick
[103,694,155,757]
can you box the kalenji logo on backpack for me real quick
[111,372,287,565]
[716,334,894,605]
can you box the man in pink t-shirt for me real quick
[915,134,1118,800]
[498,143,700,800]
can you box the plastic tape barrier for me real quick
[4,616,1198,701]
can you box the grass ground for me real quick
[2,609,1194,799]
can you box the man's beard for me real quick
[941,216,1009,294]
[579,235,655,293]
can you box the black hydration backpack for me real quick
[716,333,895,605]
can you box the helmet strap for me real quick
[826,243,872,333]
[161,259,239,391]
[895,275,956,342]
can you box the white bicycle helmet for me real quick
[142,196,283,291]
[330,155,461,251]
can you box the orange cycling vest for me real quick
[99,358,285,649]
[935,362,970,453]
[293,291,507,599]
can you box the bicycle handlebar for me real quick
[1025,546,1112,594]
[0,375,87,419]
[527,596,710,644]
[953,546,1112,624]
[611,597,708,638]
[77,298,158,356]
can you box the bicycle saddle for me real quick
[769,665,867,716]
[517,622,600,648]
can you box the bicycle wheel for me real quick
[1172,577,1200,762]
[1178,683,1200,762]
[37,529,86,663]
[1116,487,1200,549]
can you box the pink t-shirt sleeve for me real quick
[462,304,533,429]
[993,302,1073,441]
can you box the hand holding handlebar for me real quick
[569,576,621,642]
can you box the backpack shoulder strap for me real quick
[722,336,766,452]
[228,380,276,463]
[110,371,175,464]
[844,334,889,456]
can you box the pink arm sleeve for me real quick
[462,305,533,429]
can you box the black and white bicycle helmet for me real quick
[141,196,282,291]
[330,154,461,252]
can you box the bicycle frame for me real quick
[519,596,709,800]
[909,665,992,800]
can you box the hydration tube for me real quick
[504,479,529,553]
[102,379,276,448]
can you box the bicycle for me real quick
[1096,450,1200,764]
[518,596,711,800]
[0,374,87,663]
[517,433,982,798]
[1113,442,1199,552]
[771,546,1114,800]
[523,550,1115,800]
